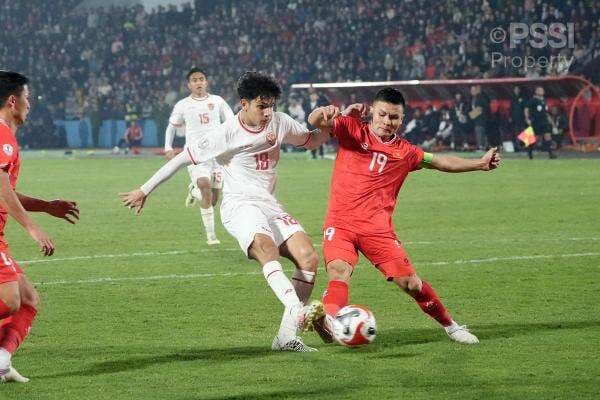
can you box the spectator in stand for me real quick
[469,85,490,150]
[403,107,426,145]
[119,120,143,155]
[0,0,596,144]
[549,105,568,150]
[286,95,306,153]
[435,106,455,148]
[452,92,470,150]
[303,88,328,159]
[508,86,527,150]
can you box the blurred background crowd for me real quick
[0,0,598,150]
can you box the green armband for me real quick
[420,152,434,168]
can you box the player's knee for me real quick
[298,247,319,272]
[196,178,211,192]
[0,292,21,315]
[326,261,352,281]
[407,275,423,293]
[250,235,279,260]
[394,275,422,293]
[20,287,40,308]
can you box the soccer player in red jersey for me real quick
[0,71,79,382]
[308,87,501,344]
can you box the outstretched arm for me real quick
[164,124,178,160]
[301,129,331,150]
[427,147,501,173]
[119,150,192,215]
[16,193,79,224]
[0,172,55,256]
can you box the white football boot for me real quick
[185,183,196,208]
[271,335,317,352]
[206,235,221,246]
[445,323,479,344]
[0,366,29,383]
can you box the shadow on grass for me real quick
[36,346,272,379]
[378,319,600,347]
[188,384,359,400]
[36,320,600,381]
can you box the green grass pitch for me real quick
[2,152,599,399]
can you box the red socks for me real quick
[322,280,349,316]
[409,281,453,327]
[322,279,452,327]
[0,304,37,354]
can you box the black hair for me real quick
[236,71,281,101]
[0,71,28,105]
[186,67,207,81]
[373,87,406,108]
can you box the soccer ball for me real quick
[331,305,377,347]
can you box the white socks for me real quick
[0,348,11,372]
[291,268,316,305]
[200,206,216,238]
[263,261,303,342]
[262,261,301,307]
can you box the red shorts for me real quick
[0,244,23,284]
[322,226,415,280]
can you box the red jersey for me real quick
[0,122,20,238]
[324,116,424,235]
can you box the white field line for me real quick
[17,236,600,266]
[35,251,600,286]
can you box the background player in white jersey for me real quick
[164,67,234,245]
[120,72,332,352]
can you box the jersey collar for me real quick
[237,113,266,134]
[190,94,209,101]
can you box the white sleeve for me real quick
[187,126,230,164]
[279,112,311,146]
[164,124,176,152]
[219,99,234,123]
[140,151,192,195]
[168,102,185,126]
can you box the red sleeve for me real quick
[0,127,14,172]
[332,115,354,138]
[407,143,425,172]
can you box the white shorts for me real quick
[220,195,305,256]
[187,159,223,189]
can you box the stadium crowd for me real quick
[1,0,598,148]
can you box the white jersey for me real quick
[167,94,234,149]
[186,112,311,201]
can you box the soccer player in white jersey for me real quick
[164,67,234,246]
[120,72,332,352]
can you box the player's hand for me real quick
[27,225,55,256]
[342,103,368,119]
[46,200,79,224]
[320,105,341,123]
[165,150,175,161]
[481,147,501,171]
[119,189,147,215]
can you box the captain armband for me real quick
[420,152,434,169]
